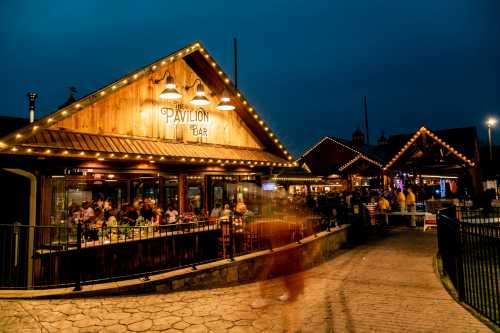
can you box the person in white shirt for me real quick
[165,206,178,224]
[82,201,95,223]
[210,203,223,217]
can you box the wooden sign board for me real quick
[53,59,263,149]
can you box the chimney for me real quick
[27,92,38,123]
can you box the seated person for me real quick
[210,203,223,218]
[165,206,179,224]
[126,205,139,226]
[235,199,248,217]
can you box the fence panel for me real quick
[0,213,336,289]
[438,208,500,327]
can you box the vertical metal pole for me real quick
[488,126,493,161]
[233,37,238,89]
[229,216,235,261]
[73,222,82,291]
[364,96,369,145]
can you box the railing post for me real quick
[229,216,235,261]
[454,218,465,301]
[73,222,82,292]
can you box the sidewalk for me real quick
[0,227,491,332]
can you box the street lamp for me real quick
[486,117,497,160]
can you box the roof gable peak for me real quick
[0,41,292,162]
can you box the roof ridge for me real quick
[0,40,293,162]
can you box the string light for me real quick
[383,126,475,170]
[4,42,292,168]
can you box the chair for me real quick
[217,220,232,258]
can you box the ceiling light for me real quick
[216,90,235,111]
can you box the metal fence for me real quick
[437,207,500,327]
[0,214,335,290]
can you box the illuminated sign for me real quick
[161,103,209,124]
[160,103,209,138]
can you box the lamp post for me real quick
[486,117,497,161]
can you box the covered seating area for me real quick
[294,126,481,230]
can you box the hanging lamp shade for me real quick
[216,91,235,111]
[159,74,182,100]
[190,83,210,106]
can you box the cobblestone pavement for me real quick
[0,228,491,333]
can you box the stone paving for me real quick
[0,227,491,332]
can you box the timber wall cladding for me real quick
[53,59,263,149]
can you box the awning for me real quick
[11,129,289,165]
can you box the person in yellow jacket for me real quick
[396,189,406,213]
[377,195,391,225]
[407,187,417,226]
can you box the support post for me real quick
[73,222,82,291]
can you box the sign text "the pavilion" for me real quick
[160,104,209,124]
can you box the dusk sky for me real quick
[1,0,499,156]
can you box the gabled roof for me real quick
[298,136,383,175]
[301,136,383,162]
[0,41,294,166]
[338,154,382,172]
[383,126,477,170]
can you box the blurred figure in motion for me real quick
[251,217,305,307]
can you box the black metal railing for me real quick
[0,213,337,290]
[437,207,500,327]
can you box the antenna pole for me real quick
[364,96,369,144]
[233,37,238,89]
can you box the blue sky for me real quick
[1,0,499,156]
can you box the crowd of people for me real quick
[284,186,425,225]
[67,195,259,231]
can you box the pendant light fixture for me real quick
[216,90,235,111]
[186,79,210,106]
[155,71,182,100]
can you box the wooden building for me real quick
[298,134,383,191]
[298,126,481,197]
[0,41,294,227]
